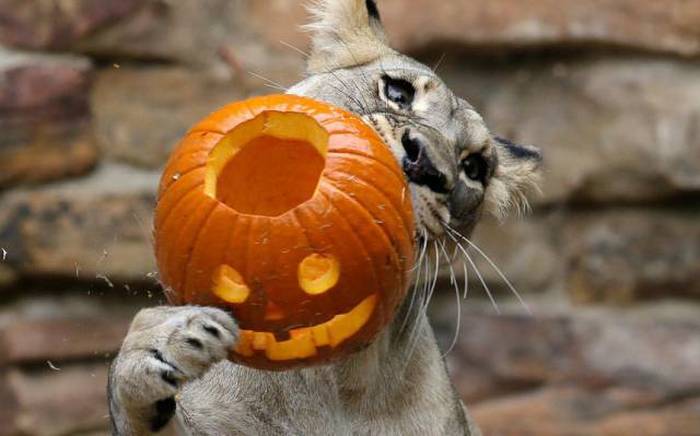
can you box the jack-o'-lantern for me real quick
[154,95,414,370]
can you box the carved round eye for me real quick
[382,75,415,108]
[462,154,488,183]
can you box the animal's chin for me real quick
[413,204,480,244]
[410,188,450,240]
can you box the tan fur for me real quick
[486,150,543,219]
[305,0,394,73]
[108,1,540,434]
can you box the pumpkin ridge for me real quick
[182,205,233,299]
[219,214,239,273]
[318,182,402,299]
[164,132,219,172]
[158,165,206,198]
[326,149,404,182]
[291,209,319,253]
[320,180,403,258]
[225,216,251,317]
[246,219,272,303]
[318,117,348,130]
[296,193,368,317]
[292,203,339,314]
[156,178,205,228]
[179,202,220,300]
[315,189,381,296]
[156,182,206,288]
[162,163,207,191]
[324,174,413,291]
[189,100,257,136]
[325,169,412,239]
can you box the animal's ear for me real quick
[484,137,543,219]
[305,0,394,73]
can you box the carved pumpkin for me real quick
[154,94,414,370]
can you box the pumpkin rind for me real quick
[155,94,415,370]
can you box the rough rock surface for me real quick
[0,1,699,435]
[442,57,700,204]
[0,0,141,50]
[0,0,244,67]
[380,0,700,57]
[0,49,97,187]
[91,67,246,168]
[252,0,700,57]
[0,363,110,436]
[431,301,700,436]
[472,387,700,436]
[0,164,159,280]
[564,210,700,303]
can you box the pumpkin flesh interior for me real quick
[205,111,329,217]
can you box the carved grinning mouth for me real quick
[234,295,377,361]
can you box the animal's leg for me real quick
[108,306,237,435]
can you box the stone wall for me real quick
[0,1,698,435]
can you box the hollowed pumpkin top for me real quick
[155,95,415,370]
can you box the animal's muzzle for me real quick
[401,130,449,194]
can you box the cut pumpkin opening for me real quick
[205,111,329,217]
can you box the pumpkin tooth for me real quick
[252,332,272,351]
[326,295,377,347]
[311,325,330,347]
[239,294,377,361]
[266,330,317,361]
[234,331,255,357]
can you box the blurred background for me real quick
[0,1,699,435]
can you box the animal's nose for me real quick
[401,130,449,194]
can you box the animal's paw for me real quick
[110,306,238,410]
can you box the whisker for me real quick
[334,37,373,110]
[444,226,501,315]
[325,82,368,113]
[400,247,432,374]
[438,239,461,358]
[445,224,532,316]
[409,231,429,272]
[438,239,457,292]
[278,40,309,57]
[248,71,287,92]
[399,230,428,334]
[422,241,440,315]
[461,258,469,299]
[451,243,460,263]
[432,52,446,73]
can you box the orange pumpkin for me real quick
[154,95,415,370]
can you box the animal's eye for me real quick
[462,154,488,183]
[382,75,415,108]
